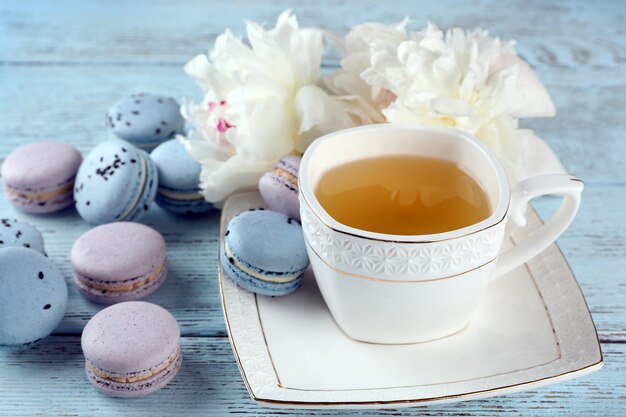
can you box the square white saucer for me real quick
[218,192,602,409]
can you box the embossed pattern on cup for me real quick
[300,198,506,281]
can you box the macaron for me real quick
[1,141,82,213]
[74,139,158,225]
[71,222,167,304]
[221,209,309,296]
[105,93,185,151]
[0,247,68,350]
[259,155,301,221]
[150,139,213,214]
[81,301,182,397]
[0,218,46,254]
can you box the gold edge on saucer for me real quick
[218,193,604,407]
[249,360,604,408]
[217,193,257,401]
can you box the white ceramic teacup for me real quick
[299,124,583,344]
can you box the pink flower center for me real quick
[208,100,234,134]
[216,118,233,133]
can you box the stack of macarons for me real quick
[0,216,178,396]
[74,92,205,224]
[69,220,179,397]
[0,93,192,397]
[0,95,313,398]
[1,92,210,224]
[220,155,310,297]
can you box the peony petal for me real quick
[429,96,474,117]
[504,57,556,118]
[294,85,354,151]
[184,54,212,90]
[517,128,567,178]
[180,130,234,163]
[198,155,276,203]
[292,27,323,85]
[245,13,296,89]
[228,96,294,159]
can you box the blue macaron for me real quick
[0,218,46,255]
[221,209,309,296]
[0,247,68,350]
[150,139,213,214]
[105,93,184,151]
[74,139,158,225]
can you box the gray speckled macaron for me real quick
[0,247,68,351]
[81,301,182,397]
[74,139,158,225]
[0,218,46,254]
[105,93,184,151]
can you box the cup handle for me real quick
[493,174,583,279]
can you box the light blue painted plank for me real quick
[1,0,624,69]
[0,337,624,417]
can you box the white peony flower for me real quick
[323,19,410,125]
[329,22,556,178]
[181,10,354,203]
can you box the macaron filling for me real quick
[74,260,167,294]
[4,176,76,201]
[116,152,149,221]
[157,187,204,201]
[277,157,299,176]
[224,240,305,283]
[272,166,298,188]
[86,346,181,384]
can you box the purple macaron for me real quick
[81,301,182,397]
[258,155,301,221]
[71,222,167,304]
[1,141,82,213]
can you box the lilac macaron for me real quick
[81,301,182,397]
[259,155,301,221]
[1,141,82,213]
[71,222,167,304]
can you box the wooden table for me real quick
[1,0,624,415]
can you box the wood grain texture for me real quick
[0,0,624,415]
[1,0,624,69]
[0,337,624,417]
